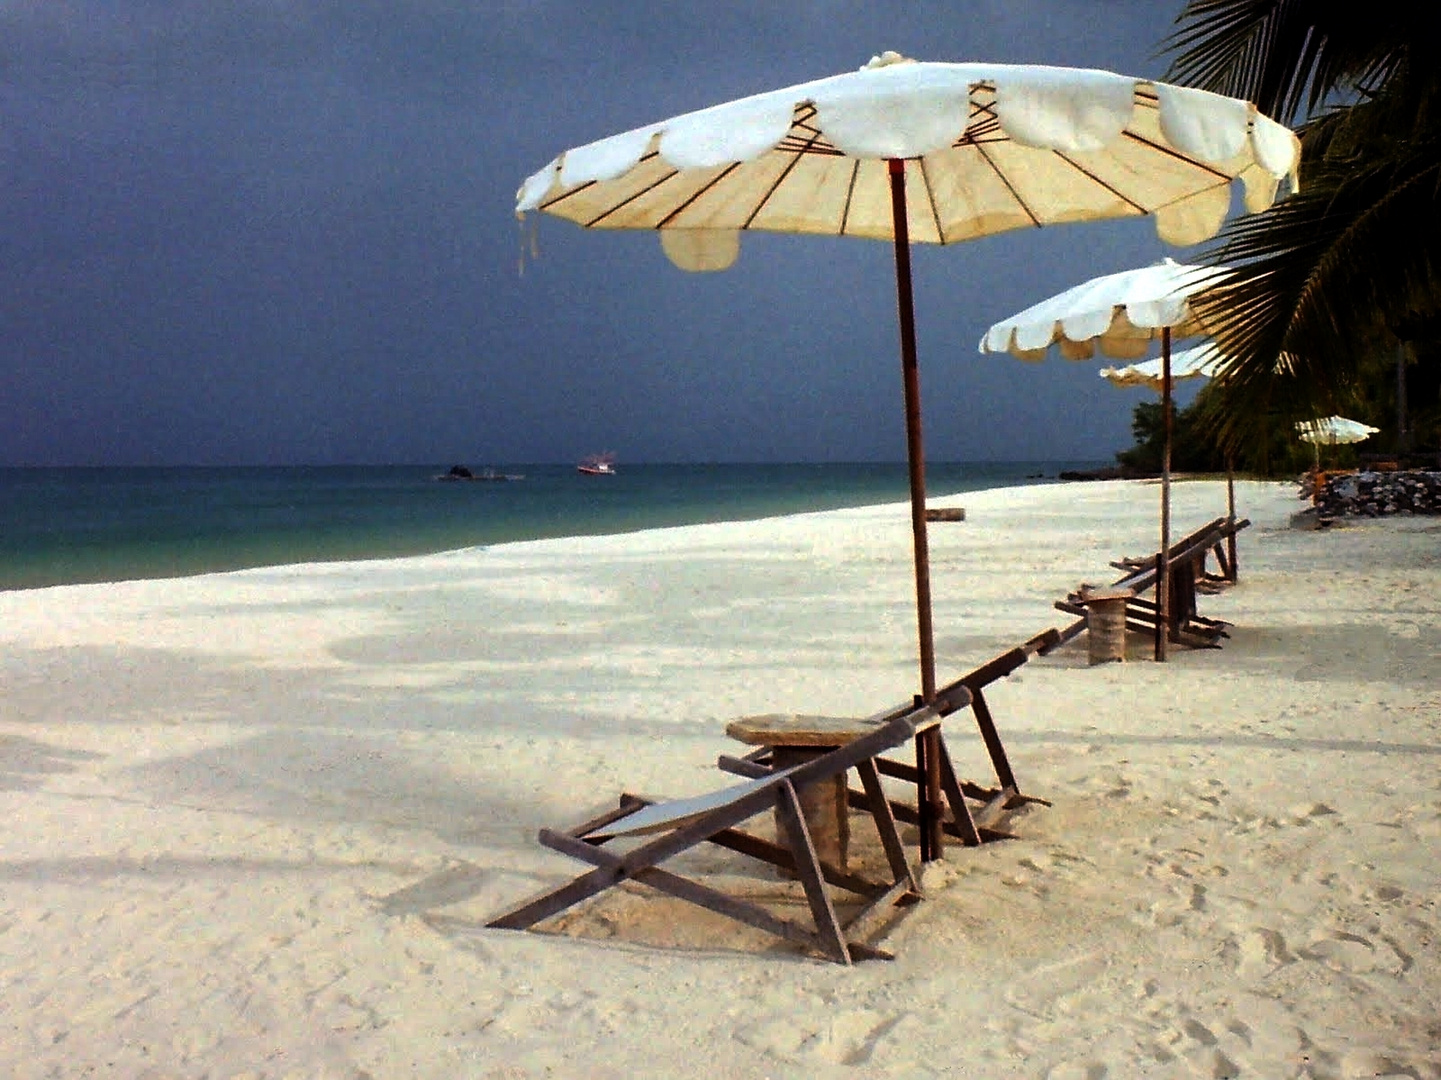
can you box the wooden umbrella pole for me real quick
[887,157,943,862]
[1226,454,1238,582]
[1156,326,1172,662]
[886,158,936,703]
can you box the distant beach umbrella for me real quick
[518,51,1299,856]
[1098,342,1226,389]
[1296,416,1381,446]
[980,261,1235,660]
[1297,415,1381,476]
[1101,342,1240,584]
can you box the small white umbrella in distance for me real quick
[1297,415,1382,478]
[1101,343,1240,583]
[1296,416,1382,445]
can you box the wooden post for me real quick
[1156,327,1172,662]
[1082,590,1130,664]
[887,157,942,862]
[1225,456,1238,583]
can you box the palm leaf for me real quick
[1193,118,1441,454]
[1162,0,1415,121]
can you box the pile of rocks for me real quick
[1314,470,1441,517]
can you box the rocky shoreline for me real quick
[1310,469,1441,517]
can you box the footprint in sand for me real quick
[1042,1063,1110,1079]
[1222,926,1294,978]
[1146,1010,1249,1078]
[1298,930,1411,976]
[1340,1050,1435,1079]
[735,1008,912,1067]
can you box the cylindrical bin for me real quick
[1081,587,1132,665]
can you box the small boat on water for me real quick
[577,453,616,476]
[435,465,525,482]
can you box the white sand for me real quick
[2,479,1438,1079]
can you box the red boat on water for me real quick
[577,452,616,476]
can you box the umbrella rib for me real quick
[917,157,944,244]
[538,180,597,215]
[1117,130,1233,182]
[1052,136,1232,217]
[839,159,860,236]
[739,127,829,232]
[1050,151,1152,216]
[538,152,688,228]
[581,158,686,228]
[654,161,745,228]
[975,144,1042,228]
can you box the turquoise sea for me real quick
[0,461,1105,591]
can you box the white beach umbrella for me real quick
[1101,342,1241,585]
[518,51,1300,855]
[981,260,1231,362]
[1296,416,1381,446]
[1297,415,1381,475]
[1098,341,1226,388]
[979,261,1235,660]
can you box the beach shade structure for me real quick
[517,51,1300,857]
[1097,341,1226,388]
[1099,343,1241,583]
[979,260,1235,661]
[1297,415,1381,447]
[1297,415,1381,473]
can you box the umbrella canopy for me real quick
[982,260,1231,362]
[520,54,1300,270]
[517,52,1299,857]
[978,260,1238,660]
[1098,342,1226,389]
[1101,341,1241,588]
[1297,417,1380,497]
[1296,416,1381,446]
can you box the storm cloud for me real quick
[1,1,1216,466]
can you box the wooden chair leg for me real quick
[775,781,851,965]
[968,686,1018,793]
[936,736,983,846]
[855,758,920,895]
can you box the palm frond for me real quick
[1191,120,1441,454]
[1162,0,1415,121]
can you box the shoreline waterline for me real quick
[0,461,1106,591]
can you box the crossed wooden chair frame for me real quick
[1056,515,1250,652]
[486,629,1059,964]
[487,706,944,965]
[719,628,1058,849]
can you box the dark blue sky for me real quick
[1,1,1218,466]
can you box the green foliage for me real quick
[1115,399,1233,474]
[1160,1,1441,462]
[1116,388,1315,477]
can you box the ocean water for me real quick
[0,462,1104,591]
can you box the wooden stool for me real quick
[1079,586,1132,665]
[725,714,887,871]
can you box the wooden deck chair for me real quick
[486,707,941,965]
[719,629,1058,852]
[1056,517,1250,651]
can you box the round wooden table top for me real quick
[725,713,883,748]
[1078,585,1134,603]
